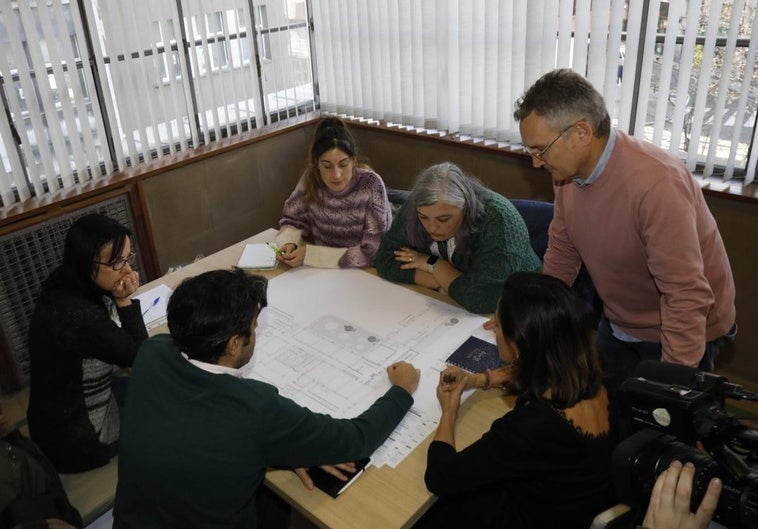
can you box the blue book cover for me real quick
[445,336,505,373]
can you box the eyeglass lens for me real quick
[112,252,136,270]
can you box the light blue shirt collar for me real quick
[573,128,616,187]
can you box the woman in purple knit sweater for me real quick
[275,117,391,268]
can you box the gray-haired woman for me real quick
[376,162,540,313]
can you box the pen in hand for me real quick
[267,242,285,255]
[142,297,160,316]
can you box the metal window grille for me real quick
[0,195,141,387]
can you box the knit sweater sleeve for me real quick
[543,191,583,286]
[275,225,303,248]
[447,196,542,314]
[336,172,391,267]
[262,385,413,467]
[278,178,312,241]
[375,202,416,284]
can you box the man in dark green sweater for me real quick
[113,268,420,529]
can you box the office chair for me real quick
[386,187,410,219]
[510,199,603,329]
[509,199,552,260]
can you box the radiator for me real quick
[0,195,142,388]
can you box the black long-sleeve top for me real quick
[425,396,616,529]
[27,278,147,473]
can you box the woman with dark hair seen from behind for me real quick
[275,117,391,268]
[27,213,148,473]
[417,272,616,529]
[376,162,540,313]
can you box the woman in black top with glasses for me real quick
[27,213,148,473]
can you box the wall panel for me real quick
[142,126,314,273]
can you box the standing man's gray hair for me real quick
[513,69,611,137]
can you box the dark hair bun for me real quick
[316,116,348,134]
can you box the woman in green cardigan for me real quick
[376,162,540,313]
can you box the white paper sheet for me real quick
[133,283,172,330]
[242,268,491,468]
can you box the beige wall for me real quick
[142,126,314,273]
[352,128,555,201]
[140,123,757,392]
[702,196,758,390]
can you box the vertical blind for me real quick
[0,0,105,205]
[313,0,625,143]
[2,0,757,212]
[0,0,314,210]
[78,0,267,171]
[313,0,758,184]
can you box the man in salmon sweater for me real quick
[513,69,736,393]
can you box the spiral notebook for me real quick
[236,243,277,270]
[445,336,505,373]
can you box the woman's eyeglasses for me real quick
[94,251,137,271]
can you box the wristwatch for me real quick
[426,255,439,273]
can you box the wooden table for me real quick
[138,229,514,529]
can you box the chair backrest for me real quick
[386,187,410,219]
[509,198,603,329]
[509,199,554,260]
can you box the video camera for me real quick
[613,361,758,529]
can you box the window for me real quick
[256,0,314,119]
[632,0,758,182]
[0,0,316,210]
[231,8,251,68]
[206,11,229,72]
[0,0,104,206]
[312,0,758,185]
[256,5,271,61]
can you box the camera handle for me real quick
[725,424,758,457]
[703,438,757,482]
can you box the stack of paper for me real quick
[237,243,278,270]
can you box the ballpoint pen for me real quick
[142,297,160,316]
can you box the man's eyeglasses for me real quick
[94,251,137,271]
[526,121,581,160]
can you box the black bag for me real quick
[0,430,82,529]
